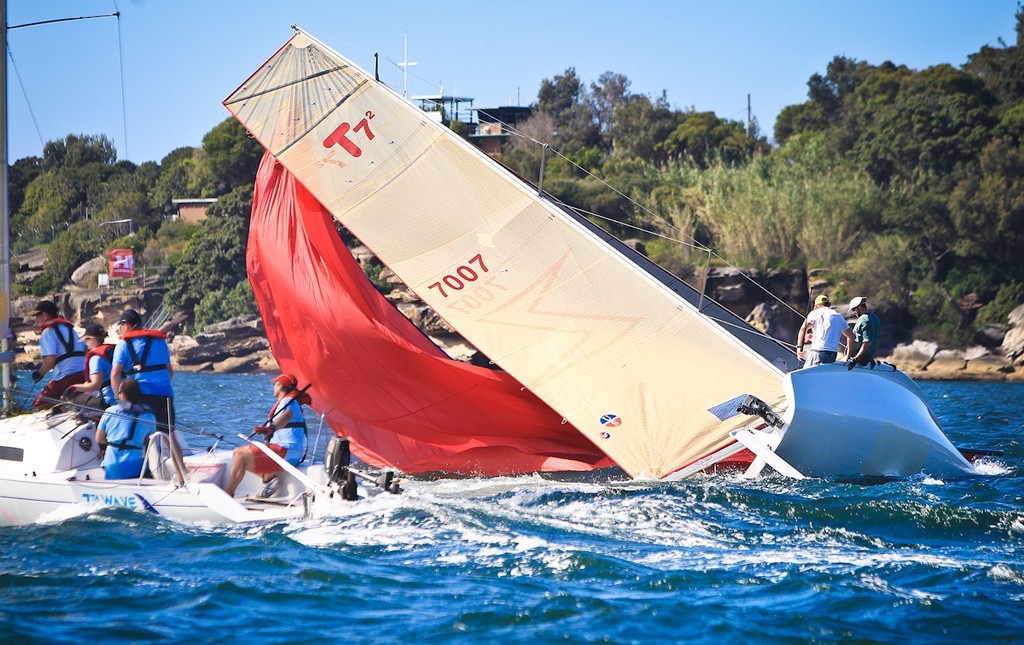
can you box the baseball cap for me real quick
[31,300,58,317]
[118,309,142,326]
[271,373,298,390]
[849,296,867,309]
[814,294,830,306]
[82,323,107,340]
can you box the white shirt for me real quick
[805,307,848,352]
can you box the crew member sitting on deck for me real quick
[96,378,158,480]
[29,300,86,410]
[67,323,117,417]
[225,373,309,497]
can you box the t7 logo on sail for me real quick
[322,111,376,162]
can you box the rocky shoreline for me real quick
[12,249,1024,382]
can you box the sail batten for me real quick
[227,31,789,478]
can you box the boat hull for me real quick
[0,410,351,526]
[774,363,974,479]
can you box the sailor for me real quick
[796,294,854,368]
[224,373,310,497]
[109,309,175,433]
[67,323,117,415]
[29,300,86,410]
[96,378,158,480]
[845,296,881,369]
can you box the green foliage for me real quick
[165,215,250,313]
[660,110,754,167]
[194,280,258,330]
[143,219,200,267]
[41,134,117,170]
[43,221,103,286]
[201,117,264,194]
[907,278,974,346]
[536,68,600,154]
[949,136,1024,280]
[976,282,1024,328]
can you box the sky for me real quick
[4,0,1020,165]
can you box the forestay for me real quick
[224,29,788,478]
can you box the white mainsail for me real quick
[225,30,788,478]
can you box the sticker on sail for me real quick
[600,414,622,430]
[707,394,750,421]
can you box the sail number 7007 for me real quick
[427,254,489,298]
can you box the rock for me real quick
[1002,304,1024,366]
[963,353,1014,378]
[928,349,966,376]
[887,341,939,371]
[395,301,456,335]
[745,301,799,348]
[70,256,106,287]
[974,325,1005,348]
[695,267,808,320]
[13,249,46,286]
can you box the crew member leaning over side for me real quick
[225,373,310,498]
[29,300,86,410]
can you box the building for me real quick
[469,106,533,156]
[171,198,217,223]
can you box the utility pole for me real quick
[397,32,417,97]
[747,93,753,138]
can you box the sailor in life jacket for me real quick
[109,309,175,434]
[224,373,310,497]
[96,378,158,480]
[29,300,86,410]
[67,322,117,416]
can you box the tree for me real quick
[660,110,753,168]
[850,64,995,186]
[41,134,117,170]
[963,6,1024,104]
[202,117,264,194]
[949,136,1024,281]
[609,92,680,163]
[165,213,250,314]
[536,68,600,154]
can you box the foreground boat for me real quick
[223,27,986,482]
[0,403,398,527]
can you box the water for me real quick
[2,374,1023,643]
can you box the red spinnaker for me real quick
[247,153,614,475]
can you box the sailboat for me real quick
[224,27,979,482]
[0,10,396,527]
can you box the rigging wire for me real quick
[114,2,129,160]
[7,8,125,160]
[4,44,44,149]
[496,119,807,331]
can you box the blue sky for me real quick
[5,0,1020,165]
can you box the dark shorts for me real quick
[249,444,288,475]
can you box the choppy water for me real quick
[2,374,1022,643]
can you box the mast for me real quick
[0,1,12,413]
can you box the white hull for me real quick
[769,363,974,478]
[0,409,359,527]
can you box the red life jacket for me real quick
[83,343,116,381]
[120,329,167,341]
[118,329,169,378]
